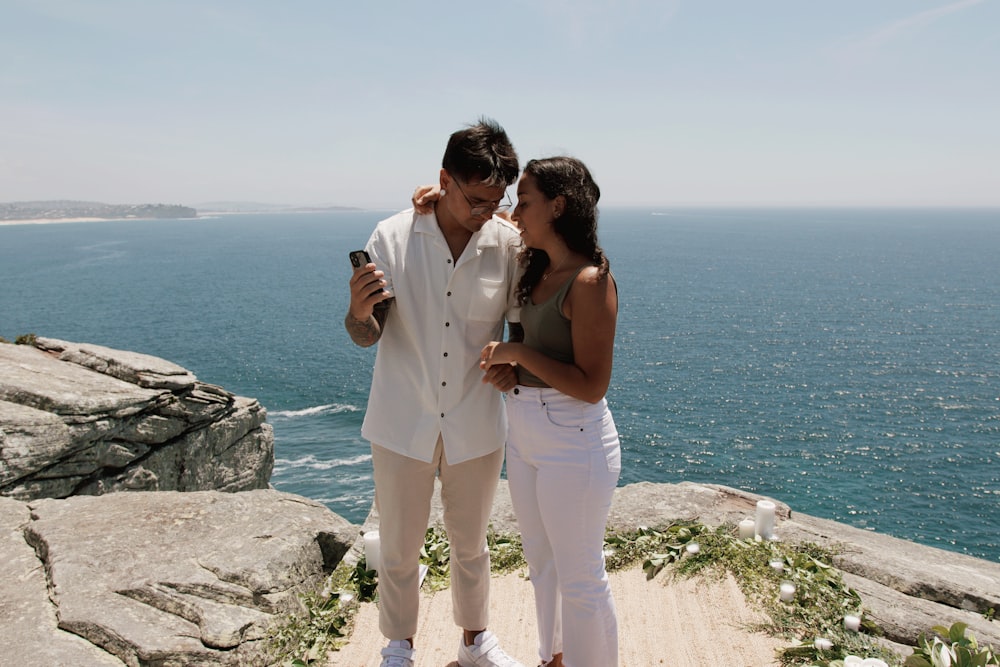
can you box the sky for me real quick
[1,0,998,209]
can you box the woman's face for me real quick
[511,173,559,249]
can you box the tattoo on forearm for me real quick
[345,312,380,347]
[345,300,391,347]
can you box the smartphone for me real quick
[349,249,372,269]
[349,250,385,293]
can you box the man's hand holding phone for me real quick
[348,250,390,323]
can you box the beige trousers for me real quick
[371,439,504,640]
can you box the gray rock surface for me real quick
[0,338,274,500]
[3,490,357,667]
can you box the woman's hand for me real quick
[480,341,517,369]
[480,341,519,392]
[412,184,441,214]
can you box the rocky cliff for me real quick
[0,338,355,666]
[0,337,273,499]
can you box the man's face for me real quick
[446,174,509,233]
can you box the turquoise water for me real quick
[2,208,998,561]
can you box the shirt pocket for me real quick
[467,278,506,322]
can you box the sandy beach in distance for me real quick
[0,217,111,226]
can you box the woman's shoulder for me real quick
[564,264,616,307]
[573,263,614,288]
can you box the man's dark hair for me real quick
[442,117,519,188]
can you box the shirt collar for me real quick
[413,209,504,251]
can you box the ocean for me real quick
[1,208,998,562]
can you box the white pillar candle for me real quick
[860,660,888,667]
[843,657,864,666]
[686,543,700,554]
[756,500,776,540]
[779,581,795,602]
[769,559,785,573]
[813,638,833,651]
[738,518,756,539]
[844,614,861,632]
[363,530,381,572]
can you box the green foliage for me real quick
[15,333,37,345]
[351,558,378,602]
[606,522,895,666]
[262,546,378,666]
[487,529,526,573]
[602,522,709,578]
[420,526,452,591]
[0,336,9,344]
[905,622,999,667]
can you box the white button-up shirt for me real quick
[360,208,522,464]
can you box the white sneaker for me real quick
[380,639,415,667]
[457,630,524,667]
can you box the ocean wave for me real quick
[269,403,361,419]
[274,453,371,471]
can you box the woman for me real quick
[479,157,621,667]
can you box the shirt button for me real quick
[443,352,448,357]
[445,322,450,327]
[441,381,446,386]
[447,291,452,296]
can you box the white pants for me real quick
[371,439,504,639]
[505,386,621,667]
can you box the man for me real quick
[345,118,525,667]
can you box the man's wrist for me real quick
[347,310,371,325]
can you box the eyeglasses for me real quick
[450,177,512,217]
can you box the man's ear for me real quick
[439,168,450,194]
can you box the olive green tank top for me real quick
[516,267,586,387]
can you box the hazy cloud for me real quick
[834,0,986,61]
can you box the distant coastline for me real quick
[0,201,197,225]
[0,200,364,226]
[0,217,112,226]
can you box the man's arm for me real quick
[345,300,391,347]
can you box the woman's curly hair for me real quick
[515,156,609,305]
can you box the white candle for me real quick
[756,500,776,540]
[844,614,861,632]
[738,518,756,539]
[769,559,785,573]
[779,581,795,602]
[813,638,833,651]
[363,530,381,572]
[860,660,888,667]
[843,656,864,666]
[686,543,700,554]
